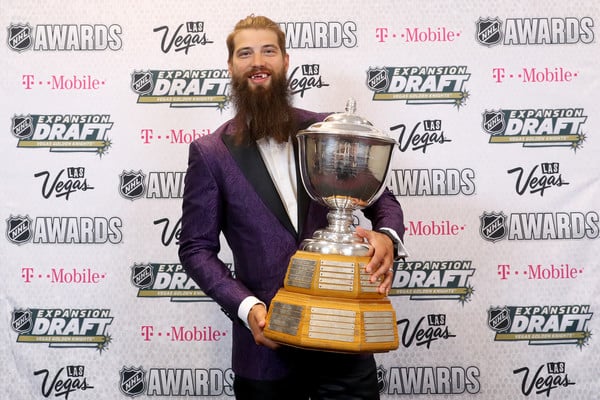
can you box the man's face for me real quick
[228,28,289,92]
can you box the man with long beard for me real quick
[179,15,405,400]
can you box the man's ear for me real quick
[283,53,290,73]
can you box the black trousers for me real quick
[233,350,380,400]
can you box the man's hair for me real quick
[226,15,286,62]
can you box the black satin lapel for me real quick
[222,134,297,237]
[294,137,310,241]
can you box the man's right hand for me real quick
[247,303,280,350]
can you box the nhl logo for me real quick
[6,215,33,245]
[131,71,154,95]
[482,110,505,135]
[12,115,33,139]
[7,23,33,52]
[131,264,154,288]
[119,171,146,200]
[366,68,389,92]
[119,367,146,397]
[11,309,32,333]
[376,365,387,393]
[476,18,502,46]
[480,211,507,242]
[487,307,511,332]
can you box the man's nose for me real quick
[251,52,265,67]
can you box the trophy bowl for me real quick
[297,98,396,256]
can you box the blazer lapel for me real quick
[293,137,310,241]
[222,134,297,237]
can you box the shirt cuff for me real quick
[238,296,266,329]
[378,227,405,260]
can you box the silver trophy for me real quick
[264,98,404,352]
[297,98,399,256]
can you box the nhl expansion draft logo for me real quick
[131,72,154,95]
[366,66,470,108]
[119,366,146,397]
[367,68,389,92]
[130,263,207,301]
[480,212,507,243]
[131,69,230,110]
[476,18,502,46]
[482,108,587,151]
[12,115,33,139]
[11,308,113,352]
[390,260,475,304]
[6,215,33,245]
[482,110,505,134]
[487,305,593,348]
[7,23,33,51]
[11,114,114,156]
[12,309,33,332]
[487,307,511,332]
[119,171,146,200]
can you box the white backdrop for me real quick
[1,0,599,398]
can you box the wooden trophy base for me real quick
[264,251,398,353]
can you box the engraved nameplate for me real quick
[286,258,317,288]
[308,307,357,342]
[267,302,303,336]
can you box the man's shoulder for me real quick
[292,107,330,126]
[193,118,234,144]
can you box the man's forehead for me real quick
[233,28,280,50]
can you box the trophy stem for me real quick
[300,208,369,256]
[326,208,356,235]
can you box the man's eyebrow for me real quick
[236,43,279,52]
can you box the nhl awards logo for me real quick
[119,171,146,200]
[476,18,502,46]
[6,215,33,245]
[119,366,146,397]
[475,16,594,46]
[7,23,33,51]
[480,212,507,243]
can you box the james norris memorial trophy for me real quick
[264,99,407,353]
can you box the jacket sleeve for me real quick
[363,188,406,241]
[178,139,254,320]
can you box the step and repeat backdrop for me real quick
[1,0,599,399]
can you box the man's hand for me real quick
[355,226,395,295]
[247,303,280,350]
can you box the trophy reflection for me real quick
[264,99,406,353]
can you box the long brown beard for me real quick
[230,69,296,144]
